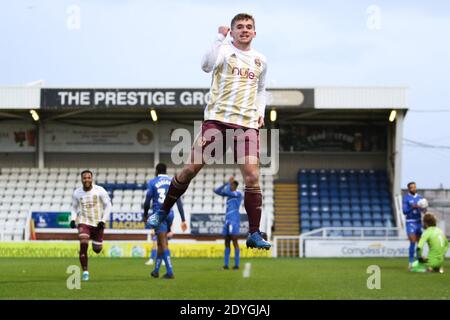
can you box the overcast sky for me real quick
[1,0,450,188]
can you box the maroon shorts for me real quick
[191,120,259,164]
[78,223,104,246]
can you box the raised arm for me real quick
[221,183,241,199]
[214,182,228,197]
[201,27,228,73]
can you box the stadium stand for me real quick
[298,169,395,236]
[0,167,275,240]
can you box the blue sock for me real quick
[154,254,163,272]
[234,247,240,267]
[163,249,173,275]
[150,249,157,260]
[224,247,231,267]
[409,242,416,263]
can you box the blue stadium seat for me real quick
[332,221,342,227]
[300,204,310,213]
[363,221,373,228]
[353,221,362,228]
[311,205,319,213]
[350,196,360,205]
[372,213,382,221]
[359,190,373,199]
[360,197,371,205]
[311,220,321,229]
[300,183,309,190]
[362,205,371,213]
[330,204,340,212]
[300,190,309,197]
[352,212,362,221]
[322,220,331,228]
[381,212,392,220]
[321,212,330,220]
[371,205,382,213]
[310,197,320,205]
[320,198,330,206]
[330,197,340,205]
[374,221,383,228]
[319,190,330,198]
[341,204,351,212]
[311,213,321,221]
[300,198,310,205]
[302,220,311,229]
[343,221,352,228]
[362,213,372,221]
[351,204,361,212]
[341,213,352,221]
[330,212,341,220]
[302,212,311,220]
[371,198,382,205]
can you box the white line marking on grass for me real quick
[243,262,251,278]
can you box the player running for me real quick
[214,177,243,270]
[143,163,187,279]
[411,213,448,273]
[403,182,426,270]
[147,13,271,250]
[70,170,112,281]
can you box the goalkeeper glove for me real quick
[97,221,105,230]
[70,220,77,229]
[418,257,428,263]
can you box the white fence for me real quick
[273,227,406,258]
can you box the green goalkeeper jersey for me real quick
[417,226,449,263]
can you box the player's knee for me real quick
[180,166,197,182]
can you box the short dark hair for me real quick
[407,182,416,188]
[231,13,255,29]
[423,213,437,227]
[81,170,93,177]
[155,163,167,175]
[232,181,239,188]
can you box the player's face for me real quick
[230,183,237,191]
[230,19,256,45]
[82,173,93,190]
[408,184,417,194]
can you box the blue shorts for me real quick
[222,220,240,236]
[156,211,174,235]
[406,221,422,237]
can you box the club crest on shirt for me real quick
[254,58,262,67]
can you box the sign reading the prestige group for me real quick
[40,88,210,109]
[40,88,314,109]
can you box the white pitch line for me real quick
[243,262,251,278]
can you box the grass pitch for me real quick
[0,257,449,299]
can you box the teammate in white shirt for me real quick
[70,170,112,281]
